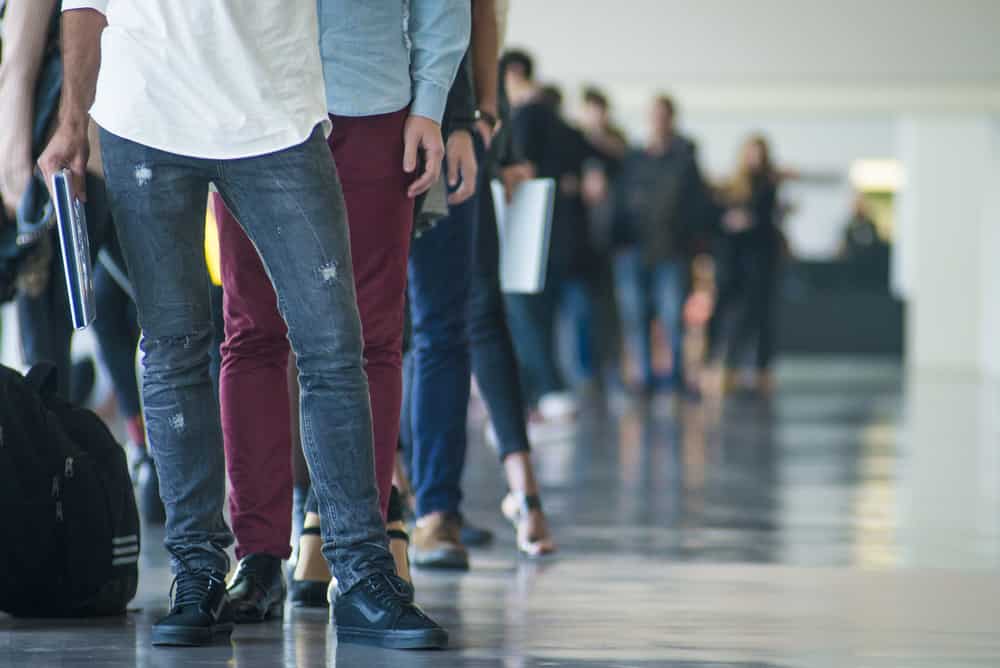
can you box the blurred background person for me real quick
[704,134,784,396]
[837,193,891,291]
[576,86,626,393]
[611,95,709,400]
[579,86,627,163]
[501,49,585,431]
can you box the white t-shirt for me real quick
[62,0,331,159]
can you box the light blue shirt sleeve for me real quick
[408,0,471,124]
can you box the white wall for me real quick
[505,0,1000,260]
[506,0,1000,85]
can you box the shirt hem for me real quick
[91,112,332,161]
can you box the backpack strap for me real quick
[24,362,59,397]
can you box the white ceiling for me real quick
[506,0,1000,85]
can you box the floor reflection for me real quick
[5,358,1000,667]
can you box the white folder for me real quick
[491,178,556,294]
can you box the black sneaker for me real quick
[227,554,286,623]
[152,570,234,646]
[333,573,447,650]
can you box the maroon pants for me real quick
[216,110,412,559]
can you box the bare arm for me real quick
[471,0,499,118]
[0,0,57,219]
[37,8,106,200]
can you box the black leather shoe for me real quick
[333,573,447,650]
[290,579,330,608]
[152,570,233,646]
[227,554,286,623]
[290,527,331,608]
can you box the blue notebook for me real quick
[52,169,96,330]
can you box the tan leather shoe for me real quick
[410,512,468,571]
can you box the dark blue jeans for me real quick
[405,183,476,518]
[613,248,687,389]
[100,126,392,589]
[467,165,531,459]
[504,272,567,406]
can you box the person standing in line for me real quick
[210,0,470,619]
[611,95,709,399]
[465,0,557,558]
[500,50,585,427]
[403,1,557,571]
[704,134,784,396]
[572,86,627,390]
[39,0,447,649]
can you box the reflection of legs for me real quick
[216,129,392,591]
[612,248,652,389]
[100,128,231,576]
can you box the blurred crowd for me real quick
[499,49,792,427]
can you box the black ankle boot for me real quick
[227,554,286,623]
[152,570,233,646]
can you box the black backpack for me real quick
[0,363,139,617]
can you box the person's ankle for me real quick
[293,532,330,583]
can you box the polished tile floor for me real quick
[4,357,1000,667]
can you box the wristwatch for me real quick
[475,109,498,129]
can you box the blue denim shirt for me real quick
[317,1,470,123]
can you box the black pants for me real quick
[16,247,74,399]
[91,258,141,418]
[466,165,531,459]
[707,238,780,371]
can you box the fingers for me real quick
[447,157,477,205]
[475,120,493,151]
[407,142,442,198]
[403,124,419,175]
[70,158,89,203]
[447,147,460,188]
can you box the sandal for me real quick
[501,492,556,558]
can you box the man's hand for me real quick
[38,119,91,202]
[445,130,478,206]
[499,162,535,203]
[403,114,445,199]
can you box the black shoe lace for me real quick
[169,569,221,610]
[365,573,413,608]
